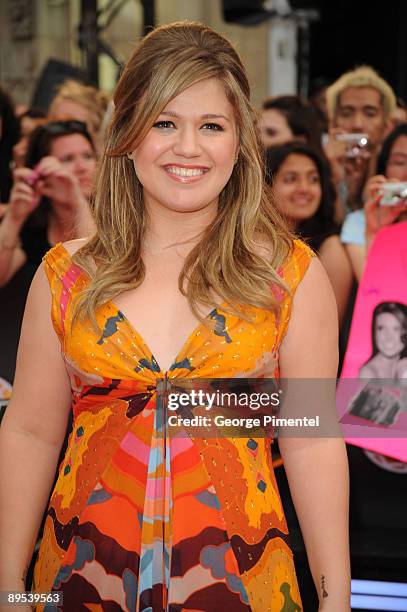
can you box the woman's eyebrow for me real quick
[389,151,407,157]
[160,110,231,122]
[201,113,231,122]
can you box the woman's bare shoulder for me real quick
[319,233,341,252]
[359,361,376,378]
[253,234,294,261]
[61,238,89,256]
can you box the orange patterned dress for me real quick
[33,240,313,611]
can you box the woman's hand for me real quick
[33,156,84,210]
[365,174,407,249]
[7,169,41,225]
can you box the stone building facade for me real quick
[0,0,296,108]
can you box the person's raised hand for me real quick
[34,156,83,210]
[365,174,407,249]
[7,168,42,225]
[343,147,371,182]
[323,127,348,184]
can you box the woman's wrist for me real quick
[314,569,350,610]
[4,202,28,227]
[0,237,19,250]
[0,212,23,250]
[317,589,351,610]
[365,225,377,250]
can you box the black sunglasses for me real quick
[41,120,90,135]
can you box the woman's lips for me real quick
[163,164,210,183]
[290,197,314,206]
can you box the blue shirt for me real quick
[340,209,366,246]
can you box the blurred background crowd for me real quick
[1,0,406,609]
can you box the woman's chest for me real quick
[65,286,282,383]
[113,277,211,374]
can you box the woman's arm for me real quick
[318,235,353,327]
[0,263,72,591]
[0,168,43,287]
[343,243,365,282]
[343,175,406,283]
[279,257,350,610]
[0,210,27,287]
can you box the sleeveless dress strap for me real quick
[42,243,86,348]
[276,238,316,346]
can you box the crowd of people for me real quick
[0,18,406,611]
[1,65,406,320]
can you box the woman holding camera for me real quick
[341,123,407,280]
[0,120,96,287]
[0,22,349,611]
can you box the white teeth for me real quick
[166,166,205,177]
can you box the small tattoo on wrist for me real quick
[321,574,328,598]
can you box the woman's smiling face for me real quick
[272,153,322,225]
[50,133,97,199]
[385,134,407,181]
[375,312,405,358]
[130,78,239,214]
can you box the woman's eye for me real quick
[389,158,406,166]
[338,110,352,118]
[202,123,224,131]
[153,120,175,129]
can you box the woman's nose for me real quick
[172,126,201,157]
[383,329,393,341]
[296,178,311,192]
[74,158,88,174]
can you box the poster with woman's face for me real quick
[337,221,407,464]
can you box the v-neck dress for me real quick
[33,240,314,612]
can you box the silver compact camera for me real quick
[335,133,369,158]
[379,182,407,206]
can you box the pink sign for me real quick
[338,221,407,462]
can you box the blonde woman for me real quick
[48,80,110,154]
[0,22,350,611]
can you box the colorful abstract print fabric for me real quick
[33,240,313,611]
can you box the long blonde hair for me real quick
[73,21,293,325]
